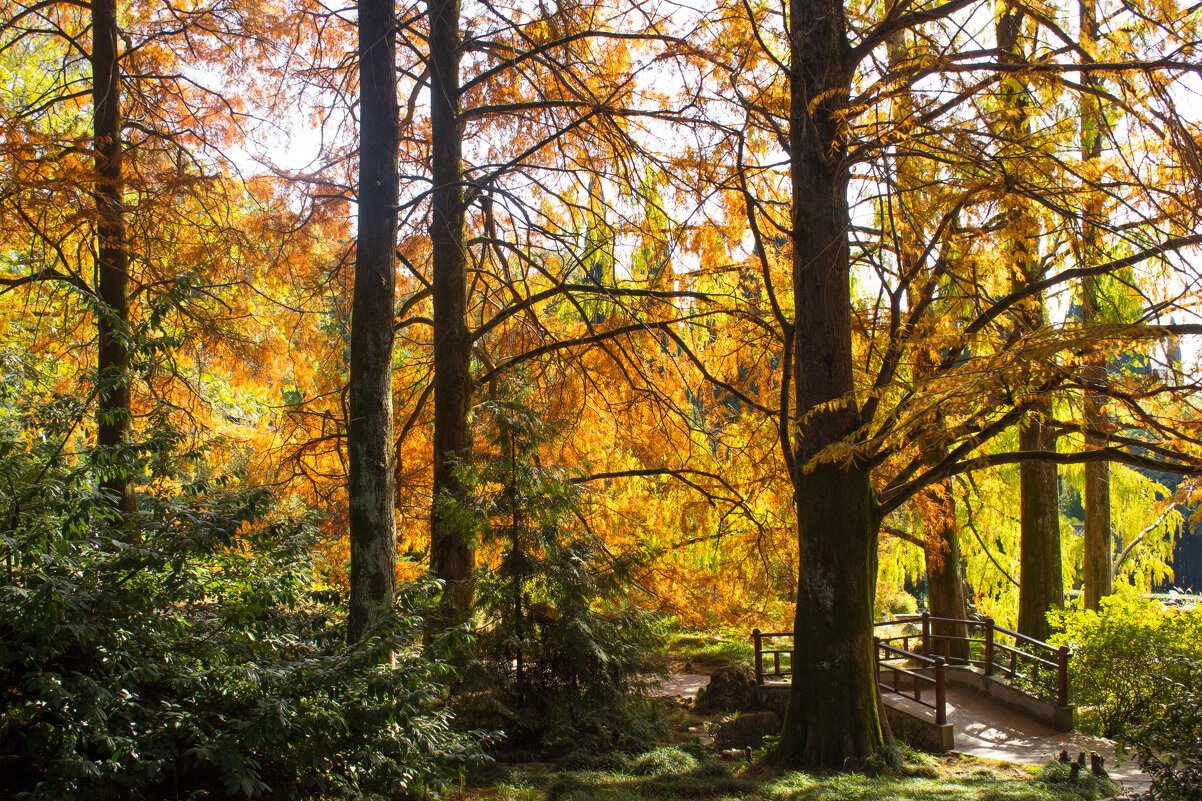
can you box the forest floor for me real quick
[469,736,1124,801]
[467,675,1124,801]
[650,633,1150,794]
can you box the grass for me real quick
[661,630,755,671]
[472,749,1121,801]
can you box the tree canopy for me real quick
[4,0,1202,778]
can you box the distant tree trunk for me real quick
[1080,0,1112,611]
[427,0,474,625]
[774,0,884,768]
[888,29,968,658]
[996,0,1063,641]
[92,0,137,521]
[347,0,399,643]
[1018,418,1063,639]
[925,482,970,658]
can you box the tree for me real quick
[1,0,288,524]
[1078,0,1112,611]
[91,0,137,521]
[426,0,474,624]
[714,0,1202,766]
[993,0,1064,642]
[887,27,968,657]
[347,0,400,642]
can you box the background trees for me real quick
[4,0,1202,786]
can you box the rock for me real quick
[713,711,781,750]
[694,665,756,713]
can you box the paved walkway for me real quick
[942,686,1150,792]
[651,673,710,698]
[653,673,1152,792]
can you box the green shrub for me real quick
[628,747,699,777]
[0,469,481,799]
[1049,594,1202,737]
[1126,656,1202,801]
[449,401,664,756]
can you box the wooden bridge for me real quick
[751,613,1075,751]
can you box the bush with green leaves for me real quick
[1049,594,1202,737]
[1126,656,1202,801]
[0,398,481,799]
[448,401,664,755]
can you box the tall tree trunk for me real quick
[925,484,970,658]
[888,30,968,658]
[775,0,884,768]
[1080,0,1112,611]
[1017,418,1063,639]
[996,0,1063,641]
[428,0,474,624]
[347,0,399,643]
[92,0,137,520]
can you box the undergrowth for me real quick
[475,751,1119,801]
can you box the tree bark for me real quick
[1080,0,1112,611]
[92,0,137,521]
[427,0,474,625]
[1017,416,1063,640]
[347,0,399,643]
[774,0,885,767]
[925,483,970,659]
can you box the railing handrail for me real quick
[755,612,1071,708]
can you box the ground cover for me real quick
[470,747,1120,801]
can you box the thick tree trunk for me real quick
[347,0,399,643]
[775,0,884,767]
[92,0,137,520]
[1080,0,1112,611]
[780,467,883,767]
[1017,414,1063,640]
[427,0,474,624]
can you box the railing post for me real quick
[1058,645,1069,707]
[753,628,763,685]
[984,617,994,676]
[935,657,947,725]
[921,610,931,658]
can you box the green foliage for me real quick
[874,586,919,621]
[628,747,699,777]
[452,401,664,755]
[0,398,481,800]
[662,627,754,670]
[1126,656,1202,801]
[1049,594,1202,737]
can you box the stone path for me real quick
[653,673,1153,793]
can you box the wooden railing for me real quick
[875,639,947,724]
[751,629,793,684]
[876,613,1069,706]
[751,612,1070,723]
